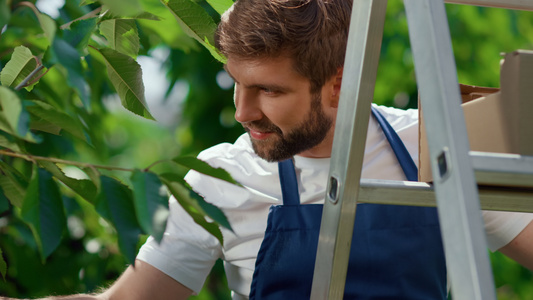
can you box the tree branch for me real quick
[14,64,45,91]
[60,7,103,30]
[0,149,134,172]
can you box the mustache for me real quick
[242,120,282,135]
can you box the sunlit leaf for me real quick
[79,0,96,6]
[205,0,233,16]
[94,176,142,264]
[0,248,6,281]
[159,174,226,244]
[162,0,225,63]
[0,46,37,89]
[0,133,20,152]
[38,161,97,202]
[20,168,66,262]
[100,11,161,21]
[0,87,36,142]
[100,0,143,17]
[0,174,25,208]
[91,47,154,119]
[131,170,169,243]
[172,156,240,186]
[100,19,140,58]
[37,12,56,45]
[0,160,29,208]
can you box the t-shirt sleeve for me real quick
[483,210,533,252]
[136,195,223,294]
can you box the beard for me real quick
[244,93,334,162]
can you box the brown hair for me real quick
[215,0,352,94]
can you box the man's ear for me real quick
[330,67,343,108]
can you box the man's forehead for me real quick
[225,56,301,79]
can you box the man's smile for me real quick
[245,126,275,140]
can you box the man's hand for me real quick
[1,260,193,300]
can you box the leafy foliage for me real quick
[0,0,235,298]
[0,0,531,299]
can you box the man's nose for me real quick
[234,87,262,123]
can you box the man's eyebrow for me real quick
[248,83,289,93]
[223,65,290,92]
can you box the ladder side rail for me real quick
[309,1,387,299]
[444,0,533,11]
[403,1,496,299]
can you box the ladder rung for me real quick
[471,151,533,188]
[359,179,533,213]
[444,0,533,11]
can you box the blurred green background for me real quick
[0,1,532,299]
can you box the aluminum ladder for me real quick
[310,1,533,299]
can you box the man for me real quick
[10,0,533,299]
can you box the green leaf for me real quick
[0,160,29,208]
[100,11,161,21]
[129,12,161,20]
[0,86,37,142]
[38,161,97,203]
[0,46,37,89]
[37,12,57,45]
[160,174,226,244]
[100,0,144,17]
[137,0,198,51]
[160,172,232,229]
[63,18,98,56]
[0,133,21,152]
[25,100,88,143]
[0,0,11,30]
[0,248,6,281]
[205,0,233,16]
[172,156,240,186]
[162,0,226,63]
[94,176,142,265]
[20,168,66,262]
[50,39,91,108]
[0,190,9,214]
[131,170,169,243]
[91,47,154,119]
[82,166,101,191]
[80,0,97,6]
[100,19,140,58]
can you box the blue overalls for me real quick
[249,107,447,299]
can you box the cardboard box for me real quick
[418,50,533,182]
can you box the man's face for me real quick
[225,56,339,162]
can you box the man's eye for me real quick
[262,88,277,95]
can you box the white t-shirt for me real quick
[137,104,533,299]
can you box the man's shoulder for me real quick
[194,133,274,175]
[197,133,254,161]
[372,104,419,131]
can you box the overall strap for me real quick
[277,107,417,205]
[371,106,418,182]
[278,159,300,205]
